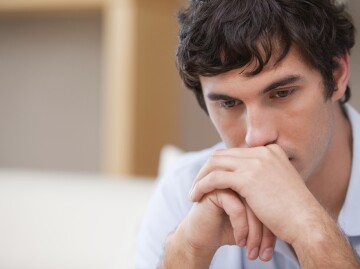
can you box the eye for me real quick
[220,99,241,108]
[270,89,295,99]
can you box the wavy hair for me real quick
[176,0,355,112]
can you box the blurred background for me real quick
[0,0,359,177]
[0,0,221,177]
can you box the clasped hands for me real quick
[185,144,321,261]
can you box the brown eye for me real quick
[271,89,295,98]
[220,100,240,108]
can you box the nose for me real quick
[245,106,278,148]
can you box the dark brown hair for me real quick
[176,0,355,112]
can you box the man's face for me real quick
[200,47,338,181]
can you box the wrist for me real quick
[291,211,359,268]
[160,221,217,269]
[291,208,333,252]
[175,220,218,262]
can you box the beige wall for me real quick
[0,1,183,176]
[348,0,360,110]
[0,11,102,172]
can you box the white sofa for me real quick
[0,170,155,269]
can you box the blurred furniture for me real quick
[0,170,155,269]
[157,144,185,177]
[0,0,181,176]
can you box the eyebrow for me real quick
[262,75,303,94]
[207,93,238,101]
[206,74,303,101]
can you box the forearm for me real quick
[293,213,360,269]
[159,223,216,269]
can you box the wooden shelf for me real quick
[0,0,104,12]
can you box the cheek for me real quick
[289,104,334,179]
[300,102,333,148]
[307,107,333,153]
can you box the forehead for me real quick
[199,46,316,93]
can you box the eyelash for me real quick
[218,88,296,109]
[219,99,241,109]
[270,89,296,99]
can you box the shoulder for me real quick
[150,142,225,220]
[135,142,225,268]
[345,104,360,126]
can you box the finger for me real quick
[259,226,276,261]
[191,147,270,190]
[190,147,284,200]
[266,144,287,158]
[190,170,246,202]
[244,202,262,260]
[217,190,249,246]
[192,155,247,188]
[213,146,271,158]
[215,146,291,169]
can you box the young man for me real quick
[136,0,360,268]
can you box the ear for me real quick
[331,53,350,102]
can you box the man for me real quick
[136,0,360,268]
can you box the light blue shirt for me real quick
[136,104,360,269]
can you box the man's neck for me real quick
[306,104,353,220]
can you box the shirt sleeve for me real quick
[135,155,196,269]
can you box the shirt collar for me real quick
[338,104,360,236]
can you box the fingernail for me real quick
[261,248,274,261]
[249,247,259,260]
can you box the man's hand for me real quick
[184,189,276,260]
[159,189,276,268]
[189,144,360,268]
[189,144,322,244]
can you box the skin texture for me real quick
[160,47,359,268]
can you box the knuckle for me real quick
[210,149,224,158]
[268,143,285,157]
[235,224,249,239]
[207,154,217,163]
[262,231,276,243]
[247,234,262,246]
[267,143,279,150]
[205,157,215,169]
[207,154,222,168]
[243,168,258,180]
[230,205,246,219]
[208,170,222,181]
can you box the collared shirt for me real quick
[135,104,360,269]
